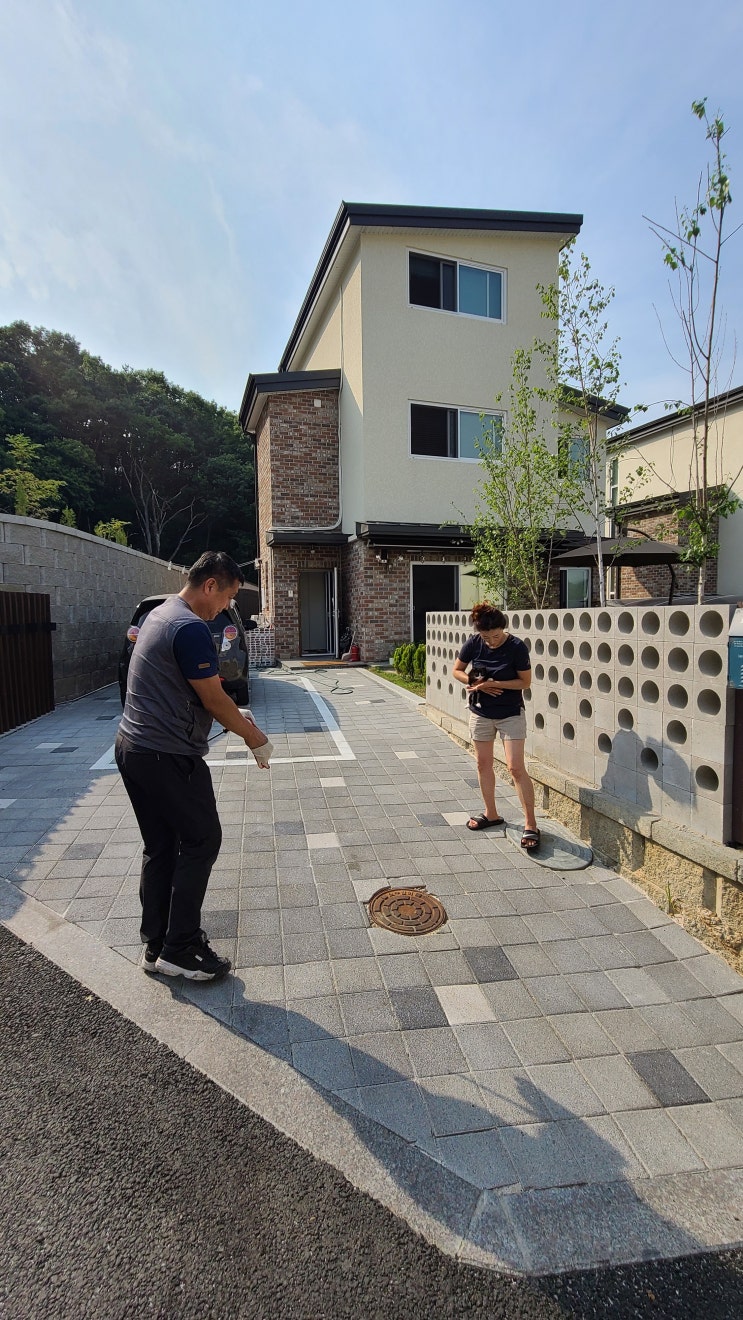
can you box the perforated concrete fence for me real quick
[426,605,737,845]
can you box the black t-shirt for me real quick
[458,633,531,718]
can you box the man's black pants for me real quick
[115,733,222,952]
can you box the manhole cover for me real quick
[367,886,447,936]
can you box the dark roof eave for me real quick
[266,529,349,547]
[278,201,583,373]
[608,382,743,449]
[356,521,473,549]
[240,369,341,433]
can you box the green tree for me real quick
[643,99,740,602]
[538,242,633,607]
[94,518,129,545]
[0,433,65,519]
[470,347,575,608]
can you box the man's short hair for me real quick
[187,551,244,589]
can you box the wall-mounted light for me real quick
[375,549,388,563]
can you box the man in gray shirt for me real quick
[116,551,272,981]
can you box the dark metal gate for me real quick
[0,591,56,734]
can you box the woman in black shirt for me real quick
[453,603,539,850]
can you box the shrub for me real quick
[400,643,415,678]
[412,642,426,681]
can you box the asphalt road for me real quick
[1,925,742,1320]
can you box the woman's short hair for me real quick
[470,602,507,632]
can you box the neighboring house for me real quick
[240,202,586,662]
[609,385,743,600]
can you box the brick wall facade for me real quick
[615,507,717,600]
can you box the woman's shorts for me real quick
[469,710,527,743]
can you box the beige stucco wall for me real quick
[614,399,743,596]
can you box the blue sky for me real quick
[1,0,741,419]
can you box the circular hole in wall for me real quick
[535,613,544,629]
[535,664,545,680]
[618,676,634,698]
[461,687,467,700]
[667,683,688,709]
[579,699,592,718]
[563,722,575,740]
[699,611,724,638]
[668,647,689,673]
[597,642,612,663]
[522,613,532,629]
[618,644,635,666]
[524,637,533,652]
[579,612,592,631]
[563,640,575,659]
[563,668,575,686]
[563,613,575,631]
[511,614,521,630]
[448,683,453,695]
[641,680,659,703]
[641,646,660,669]
[598,733,612,753]
[696,765,719,792]
[427,674,432,685]
[523,687,532,701]
[641,611,661,635]
[430,660,437,673]
[597,673,612,693]
[667,719,687,745]
[535,713,545,730]
[535,638,545,655]
[669,611,690,636]
[548,640,559,656]
[597,612,612,633]
[548,666,559,682]
[579,670,593,690]
[699,649,723,677]
[436,679,441,690]
[618,708,634,730]
[442,663,448,677]
[697,688,721,717]
[579,642,592,661]
[548,692,559,709]
[618,612,635,634]
[548,613,559,630]
[640,747,659,771]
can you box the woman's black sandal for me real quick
[520,828,541,851]
[467,814,505,831]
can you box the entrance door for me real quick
[411,564,459,642]
[300,570,337,654]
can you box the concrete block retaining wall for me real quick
[425,607,742,969]
[0,515,185,703]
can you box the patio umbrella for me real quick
[553,537,682,603]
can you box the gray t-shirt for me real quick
[118,596,216,755]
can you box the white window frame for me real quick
[408,248,507,324]
[409,401,504,463]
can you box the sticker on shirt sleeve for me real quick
[127,626,140,643]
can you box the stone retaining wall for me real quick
[0,515,184,702]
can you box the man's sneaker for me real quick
[155,932,231,981]
[141,943,163,974]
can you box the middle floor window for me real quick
[410,403,503,460]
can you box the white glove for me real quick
[250,738,274,767]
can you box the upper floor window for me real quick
[410,403,503,460]
[409,252,504,321]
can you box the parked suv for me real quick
[118,595,256,707]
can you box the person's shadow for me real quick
[160,975,717,1281]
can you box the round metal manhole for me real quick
[367,886,447,936]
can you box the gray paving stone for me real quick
[282,932,329,965]
[645,961,709,1002]
[403,1026,468,1078]
[505,889,549,915]
[448,917,504,946]
[482,982,541,1022]
[339,989,397,1036]
[718,992,743,1025]
[355,1079,433,1144]
[433,1129,518,1189]
[286,995,345,1042]
[292,1038,356,1090]
[677,997,743,1044]
[234,965,284,1001]
[593,1008,665,1053]
[578,935,636,970]
[567,970,630,1011]
[500,943,556,979]
[627,1049,710,1106]
[594,902,644,935]
[325,927,374,959]
[346,1031,414,1085]
[718,1096,743,1132]
[605,966,670,1007]
[232,1000,288,1048]
[280,905,323,934]
[322,901,367,930]
[473,1067,552,1126]
[239,908,281,936]
[521,975,585,1017]
[376,953,429,989]
[462,946,519,985]
[558,1114,647,1182]
[638,1003,713,1049]
[576,1054,659,1112]
[522,913,574,943]
[615,930,676,965]
[240,886,279,910]
[485,915,535,946]
[235,935,284,967]
[553,908,611,940]
[719,1039,743,1072]
[674,1046,743,1100]
[682,955,743,997]
[498,1120,584,1189]
[526,1061,606,1118]
[422,1073,494,1137]
[614,1107,707,1175]
[453,1022,520,1072]
[283,960,335,999]
[502,1018,571,1066]
[389,986,450,1031]
[653,922,707,959]
[540,939,599,974]
[331,956,383,993]
[667,1102,743,1169]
